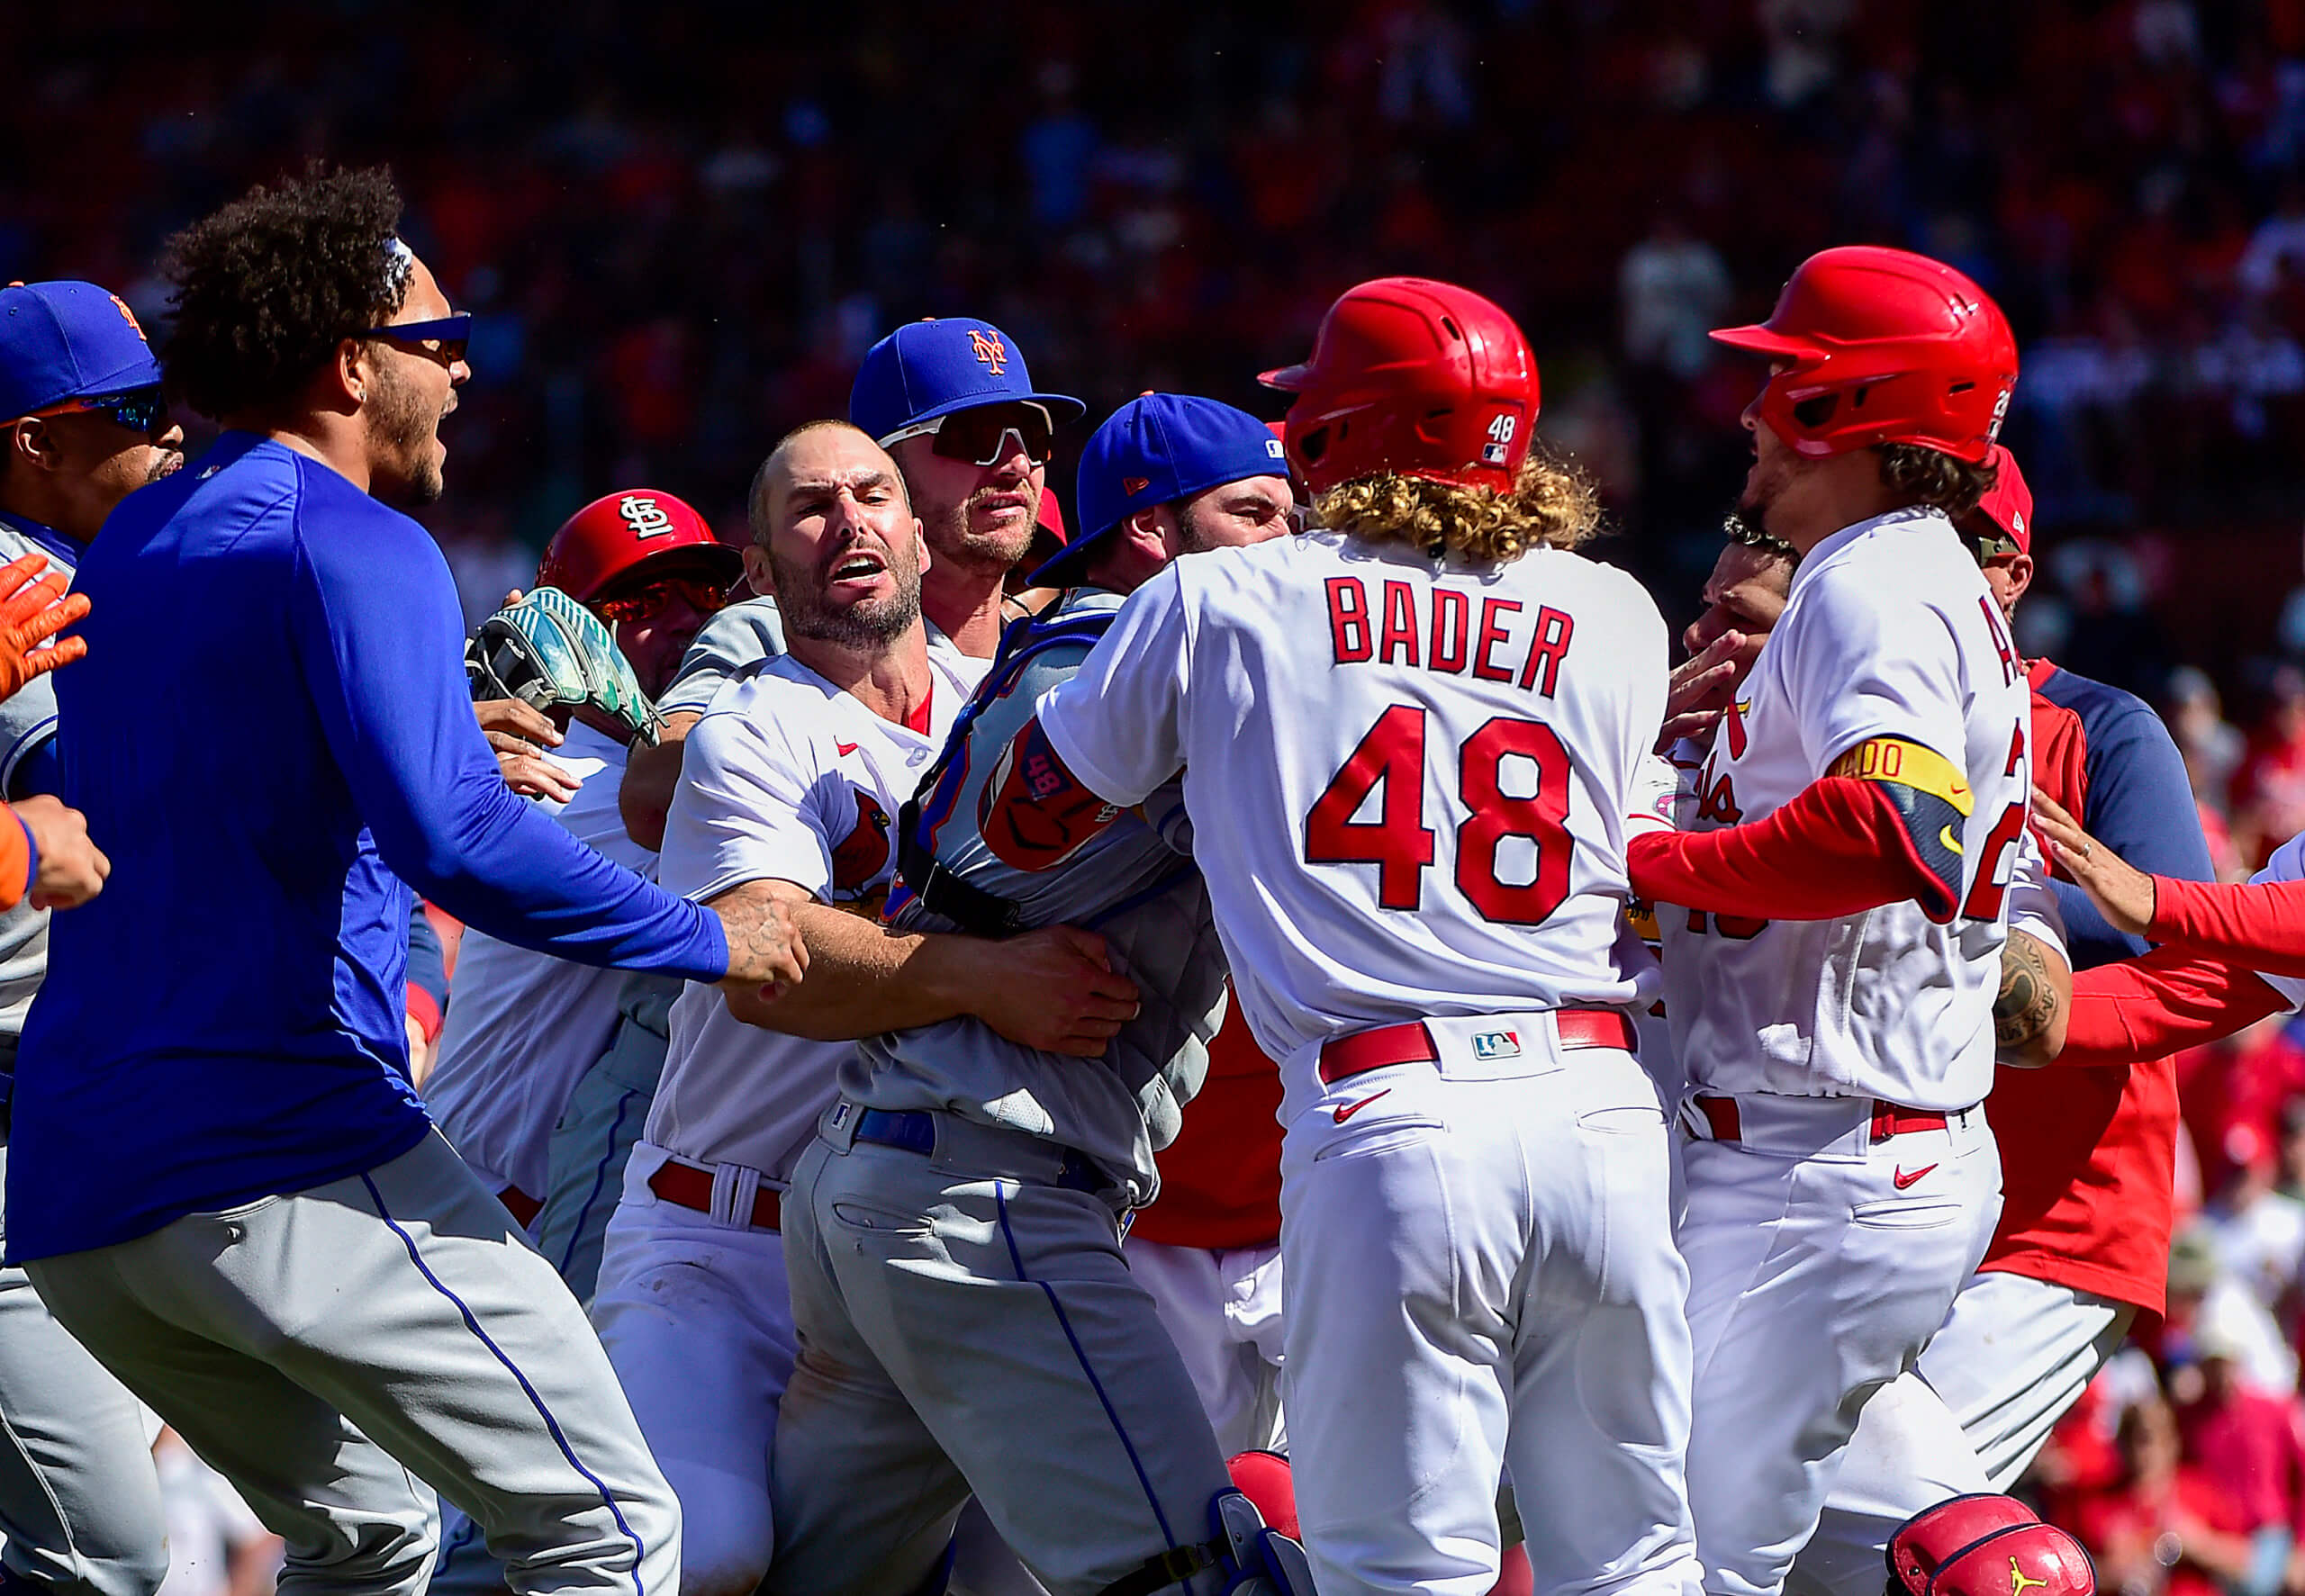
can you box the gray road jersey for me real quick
[655,595,786,717]
[0,519,74,1038]
[849,590,1230,1205]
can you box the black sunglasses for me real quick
[15,386,169,436]
[363,313,473,362]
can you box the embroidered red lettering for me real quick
[1378,580,1420,666]
[1326,577,1371,663]
[1430,589,1469,673]
[1471,598,1523,682]
[1517,605,1575,695]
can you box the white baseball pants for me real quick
[24,1131,678,1596]
[1792,1272,2134,1596]
[588,1141,794,1596]
[1124,1237,1287,1457]
[1677,1096,2002,1596]
[1278,1016,1703,1596]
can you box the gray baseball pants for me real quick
[0,1140,169,1596]
[764,1109,1239,1596]
[26,1130,679,1596]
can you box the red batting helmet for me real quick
[1886,1496,2093,1596]
[538,490,745,604]
[1260,276,1539,497]
[1710,247,2018,464]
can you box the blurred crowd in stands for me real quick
[25,0,2305,1582]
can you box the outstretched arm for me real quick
[2059,947,2291,1067]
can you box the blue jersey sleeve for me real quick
[2057,684,2214,969]
[285,488,727,979]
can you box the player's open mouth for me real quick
[977,491,1032,518]
[827,550,889,591]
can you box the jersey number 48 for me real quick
[1303,703,1571,924]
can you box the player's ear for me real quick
[8,419,58,476]
[1123,506,1171,559]
[913,515,930,578]
[326,337,371,417]
[742,542,775,596]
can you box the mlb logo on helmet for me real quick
[618,495,675,538]
[969,329,1008,374]
[1472,1031,1522,1060]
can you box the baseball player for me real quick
[587,419,1135,1596]
[617,316,1081,849]
[763,393,1306,1596]
[988,277,1704,1596]
[422,487,741,1596]
[0,277,185,1596]
[11,168,808,1595]
[1796,446,2209,1596]
[1621,246,2029,1596]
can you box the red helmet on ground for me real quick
[1260,276,1539,497]
[1886,1496,2054,1596]
[1710,246,2018,464]
[1225,1451,1298,1541]
[537,489,745,603]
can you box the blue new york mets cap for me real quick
[1031,393,1292,588]
[0,281,164,420]
[848,318,1084,446]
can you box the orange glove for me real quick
[0,553,88,703]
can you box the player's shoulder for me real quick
[2030,661,2167,744]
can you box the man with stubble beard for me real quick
[616,317,1082,850]
[589,419,1137,1596]
[12,167,807,1596]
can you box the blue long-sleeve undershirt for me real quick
[7,433,724,1260]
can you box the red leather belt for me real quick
[1694,1096,1951,1145]
[1318,1009,1637,1086]
[496,1185,542,1230]
[648,1159,782,1231]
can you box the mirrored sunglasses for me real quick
[18,385,169,435]
[883,401,1055,467]
[363,313,474,362]
[592,575,735,627]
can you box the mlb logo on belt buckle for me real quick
[1472,1031,1522,1060]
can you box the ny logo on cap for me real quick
[108,293,147,338]
[969,329,1008,375]
[619,495,674,538]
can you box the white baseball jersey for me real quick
[1032,529,1671,1115]
[1657,505,2035,1113]
[649,645,983,1182]
[2249,832,2305,1014]
[424,720,645,1196]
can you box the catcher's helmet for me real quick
[538,489,744,604]
[1886,1496,2093,1596]
[1260,276,1538,498]
[1710,246,2017,464]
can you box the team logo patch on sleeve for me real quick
[830,789,895,895]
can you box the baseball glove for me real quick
[466,587,664,748]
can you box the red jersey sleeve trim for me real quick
[1628,774,1952,922]
[402,983,444,1043]
[2149,875,2305,977]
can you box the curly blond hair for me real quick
[1314,448,1602,564]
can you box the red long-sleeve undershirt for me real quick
[2147,875,2305,977]
[1627,774,1955,924]
[2062,948,2288,1067]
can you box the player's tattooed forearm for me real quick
[1993,933,2062,1053]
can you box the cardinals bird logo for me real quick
[830,789,894,896]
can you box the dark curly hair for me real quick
[160,164,410,420]
[1876,443,1999,520]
